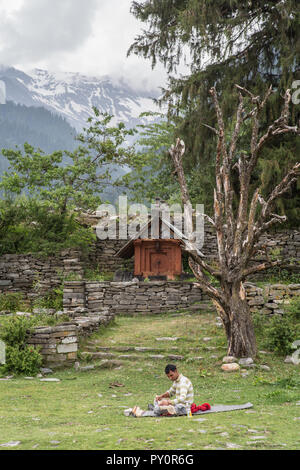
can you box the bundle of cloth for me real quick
[191,403,211,413]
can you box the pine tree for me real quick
[129,0,300,225]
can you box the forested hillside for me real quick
[0,101,77,174]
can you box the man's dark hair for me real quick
[165,364,177,374]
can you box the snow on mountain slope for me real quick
[0,66,160,131]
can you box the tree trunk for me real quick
[221,282,257,358]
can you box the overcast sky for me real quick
[0,0,188,92]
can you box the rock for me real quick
[203,337,212,342]
[241,372,249,378]
[239,358,254,366]
[33,308,56,315]
[57,343,77,354]
[222,356,237,363]
[259,365,271,371]
[0,441,21,447]
[40,368,53,375]
[221,363,240,372]
[284,356,294,363]
[36,373,43,378]
[155,337,178,341]
[187,357,204,362]
[40,378,60,382]
[80,365,95,371]
[97,360,123,369]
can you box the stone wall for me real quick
[85,226,300,275]
[85,239,132,274]
[27,323,78,367]
[0,249,84,300]
[27,311,115,367]
[245,282,300,314]
[63,280,207,316]
[63,280,300,317]
[0,226,299,299]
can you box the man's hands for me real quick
[155,394,164,402]
[159,399,172,406]
[155,394,172,406]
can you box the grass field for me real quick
[0,311,299,450]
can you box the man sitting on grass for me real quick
[131,364,194,417]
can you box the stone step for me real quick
[81,351,185,361]
[84,344,180,353]
[83,344,212,356]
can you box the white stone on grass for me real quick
[0,441,21,447]
[155,337,179,341]
[226,443,241,449]
[40,378,60,382]
[259,365,271,371]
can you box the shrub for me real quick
[252,297,300,356]
[32,287,63,311]
[83,268,114,281]
[2,344,42,376]
[0,292,27,312]
[262,314,296,355]
[0,315,42,376]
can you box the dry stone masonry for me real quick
[27,323,78,367]
[63,280,206,316]
[0,249,84,300]
[245,282,300,314]
[26,311,115,367]
[63,280,299,317]
[0,228,299,299]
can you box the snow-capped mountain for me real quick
[0,66,159,131]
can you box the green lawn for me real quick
[0,311,299,450]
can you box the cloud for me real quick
[0,0,98,63]
[0,0,188,92]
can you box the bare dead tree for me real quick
[169,86,300,358]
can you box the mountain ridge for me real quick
[0,66,159,131]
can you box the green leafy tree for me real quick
[0,110,136,255]
[0,109,136,214]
